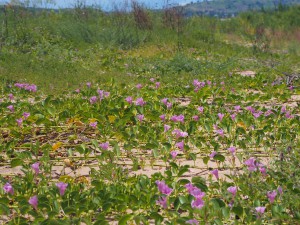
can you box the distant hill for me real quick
[182,0,300,17]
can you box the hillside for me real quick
[183,0,300,17]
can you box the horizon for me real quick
[0,0,195,10]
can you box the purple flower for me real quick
[137,114,144,122]
[172,129,188,138]
[56,182,68,196]
[191,197,204,209]
[160,114,166,121]
[211,169,219,179]
[86,82,91,88]
[267,190,277,203]
[210,151,217,159]
[192,115,199,121]
[150,78,155,82]
[244,157,257,171]
[89,96,97,104]
[23,112,30,119]
[264,110,273,117]
[285,111,294,119]
[215,129,224,137]
[166,102,172,109]
[31,162,40,175]
[3,183,14,195]
[136,83,142,89]
[170,151,178,159]
[175,141,184,151]
[28,195,38,210]
[281,105,286,113]
[16,118,23,127]
[125,96,133,104]
[256,206,266,216]
[228,146,236,155]
[197,106,204,113]
[246,106,255,113]
[185,184,205,198]
[75,89,80,93]
[135,98,146,106]
[164,124,171,132]
[259,166,267,176]
[155,82,160,89]
[89,121,97,128]
[8,93,14,101]
[252,111,263,118]
[156,180,173,195]
[170,115,184,123]
[230,113,237,121]
[156,196,167,208]
[218,113,225,121]
[7,105,14,112]
[227,186,237,197]
[234,105,241,112]
[278,186,283,195]
[99,142,109,150]
[161,98,168,105]
[186,219,199,225]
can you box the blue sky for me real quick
[0,0,194,10]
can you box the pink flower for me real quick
[246,106,255,113]
[228,146,236,155]
[160,114,166,121]
[259,166,267,176]
[166,102,172,109]
[164,124,171,132]
[227,186,237,197]
[137,114,144,122]
[135,98,146,106]
[89,121,97,128]
[156,180,173,195]
[267,190,277,203]
[156,196,167,208]
[28,195,38,210]
[191,197,204,209]
[89,96,97,104]
[185,184,205,198]
[99,142,109,150]
[186,219,199,225]
[7,105,14,112]
[175,141,184,151]
[170,151,178,159]
[23,112,30,119]
[252,111,263,118]
[285,111,294,119]
[56,182,68,196]
[16,118,23,127]
[244,157,257,171]
[75,89,80,93]
[86,82,91,88]
[150,78,155,82]
[218,113,224,121]
[211,169,219,179]
[136,84,142,89]
[3,183,14,195]
[31,162,40,175]
[281,105,286,113]
[125,96,133,104]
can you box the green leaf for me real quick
[119,214,134,225]
[11,158,23,167]
[214,154,225,162]
[233,206,244,217]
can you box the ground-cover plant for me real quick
[0,75,299,224]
